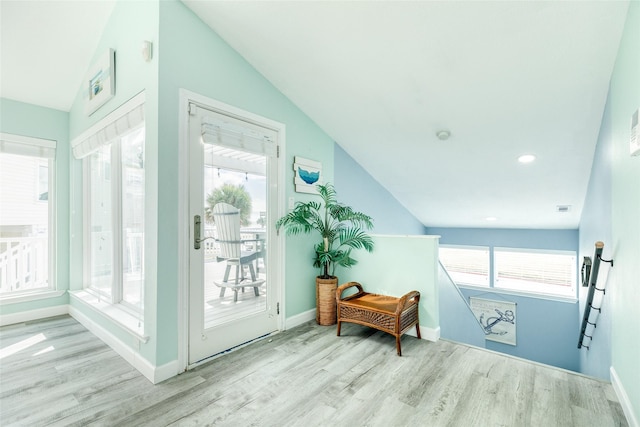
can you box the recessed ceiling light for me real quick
[485,216,498,221]
[518,154,536,163]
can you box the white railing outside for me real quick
[202,226,266,262]
[0,237,48,294]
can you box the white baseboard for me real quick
[406,325,440,342]
[611,366,639,427]
[154,360,181,384]
[285,308,315,329]
[69,306,177,384]
[0,304,69,326]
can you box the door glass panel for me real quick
[188,102,279,364]
[203,144,267,329]
[89,145,112,298]
[121,128,145,310]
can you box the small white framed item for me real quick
[470,297,517,346]
[294,156,322,194]
[84,49,115,116]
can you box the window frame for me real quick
[0,133,56,299]
[440,243,578,300]
[71,93,146,319]
[82,124,145,315]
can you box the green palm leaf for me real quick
[276,183,374,278]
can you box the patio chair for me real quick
[212,202,264,302]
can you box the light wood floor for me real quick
[0,315,628,427]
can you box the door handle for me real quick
[194,215,213,249]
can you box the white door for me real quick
[188,101,282,364]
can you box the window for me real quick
[0,133,56,296]
[494,248,576,297]
[73,94,145,314]
[440,244,577,299]
[440,245,490,287]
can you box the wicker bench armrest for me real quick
[395,290,420,316]
[336,281,365,302]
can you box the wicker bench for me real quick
[336,282,421,356]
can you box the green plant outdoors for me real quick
[276,183,374,279]
[205,183,252,227]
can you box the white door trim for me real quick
[177,89,286,372]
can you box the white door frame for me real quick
[177,89,286,371]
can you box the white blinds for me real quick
[0,133,56,159]
[200,112,278,157]
[494,247,576,291]
[440,246,490,287]
[72,92,145,159]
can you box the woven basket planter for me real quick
[316,276,338,325]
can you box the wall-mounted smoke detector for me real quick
[436,130,451,140]
[556,205,571,213]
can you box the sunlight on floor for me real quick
[0,333,46,360]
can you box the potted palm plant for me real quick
[276,183,374,325]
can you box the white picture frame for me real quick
[84,49,115,116]
[293,156,322,194]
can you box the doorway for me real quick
[186,97,283,365]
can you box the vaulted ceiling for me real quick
[1,1,630,229]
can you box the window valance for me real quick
[72,92,145,159]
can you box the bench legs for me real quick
[395,323,421,356]
[336,320,342,336]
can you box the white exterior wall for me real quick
[0,154,48,230]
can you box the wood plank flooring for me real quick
[0,315,628,427]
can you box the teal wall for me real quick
[0,99,70,313]
[156,0,336,364]
[607,1,640,420]
[3,4,637,413]
[339,235,440,331]
[68,1,159,139]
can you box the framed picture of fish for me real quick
[293,156,322,194]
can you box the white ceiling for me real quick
[1,1,630,230]
[0,1,116,111]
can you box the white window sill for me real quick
[458,284,577,304]
[69,290,149,343]
[0,289,65,305]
